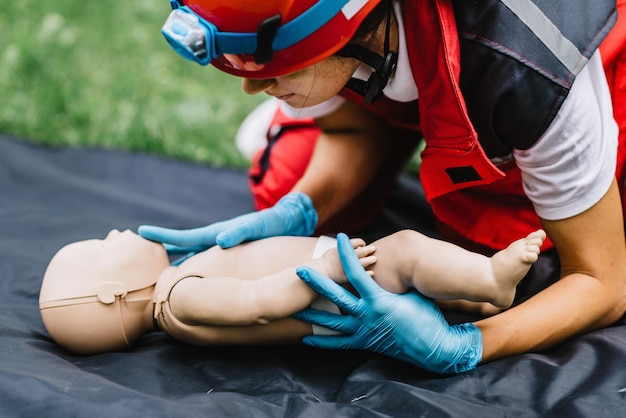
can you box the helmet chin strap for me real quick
[336,45,397,104]
[336,1,397,104]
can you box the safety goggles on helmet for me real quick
[161,0,380,78]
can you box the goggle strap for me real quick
[273,0,350,50]
[167,0,353,60]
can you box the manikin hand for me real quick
[293,233,483,374]
[139,192,318,251]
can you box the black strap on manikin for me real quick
[336,1,397,104]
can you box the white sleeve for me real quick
[279,95,346,119]
[513,51,618,221]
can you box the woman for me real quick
[140,0,626,373]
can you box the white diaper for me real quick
[312,235,338,259]
[310,236,342,336]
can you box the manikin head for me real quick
[39,230,169,355]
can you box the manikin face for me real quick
[239,55,360,108]
[64,229,168,283]
[40,229,169,303]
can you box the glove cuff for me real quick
[277,192,318,236]
[449,323,483,374]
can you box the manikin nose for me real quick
[106,229,122,239]
[105,229,131,240]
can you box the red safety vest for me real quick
[601,0,626,221]
[250,0,617,251]
[343,0,616,251]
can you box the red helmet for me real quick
[162,0,381,78]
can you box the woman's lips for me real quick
[273,93,294,101]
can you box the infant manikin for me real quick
[40,227,546,355]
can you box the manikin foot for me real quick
[489,229,547,308]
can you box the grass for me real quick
[0,0,266,168]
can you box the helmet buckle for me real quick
[255,14,282,65]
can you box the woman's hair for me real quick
[352,0,397,45]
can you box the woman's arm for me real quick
[477,179,626,361]
[294,100,390,226]
[138,100,390,250]
[292,184,626,373]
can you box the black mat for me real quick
[1,135,625,417]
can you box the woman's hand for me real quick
[293,233,483,374]
[138,192,318,252]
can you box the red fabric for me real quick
[601,0,626,219]
[248,106,318,211]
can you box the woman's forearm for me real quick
[477,180,626,362]
[293,102,389,225]
[476,270,626,362]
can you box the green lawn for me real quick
[0,0,266,168]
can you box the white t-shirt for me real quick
[281,3,618,221]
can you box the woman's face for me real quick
[229,3,396,109]
[238,55,360,108]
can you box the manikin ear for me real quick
[96,282,128,304]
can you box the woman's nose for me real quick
[242,77,276,95]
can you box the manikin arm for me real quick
[163,237,376,327]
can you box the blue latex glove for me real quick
[138,191,318,251]
[293,233,483,374]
